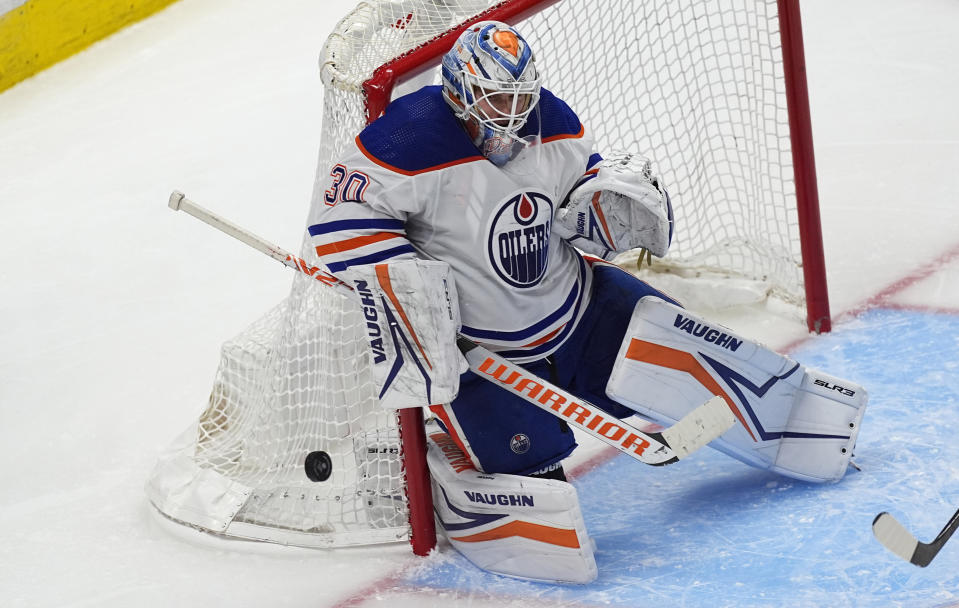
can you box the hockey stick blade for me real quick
[872,508,959,567]
[458,337,736,466]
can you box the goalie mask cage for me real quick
[146,0,830,556]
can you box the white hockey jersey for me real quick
[307,86,601,363]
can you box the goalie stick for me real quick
[167,190,736,467]
[872,507,959,567]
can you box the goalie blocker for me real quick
[347,259,464,409]
[607,298,867,483]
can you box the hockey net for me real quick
[146,0,828,553]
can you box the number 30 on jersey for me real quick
[324,164,370,206]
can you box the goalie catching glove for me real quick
[555,152,673,259]
[348,259,465,409]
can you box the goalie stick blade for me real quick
[654,395,736,461]
[872,508,959,567]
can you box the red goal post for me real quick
[777,0,831,334]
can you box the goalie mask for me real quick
[441,21,541,166]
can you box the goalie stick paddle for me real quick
[167,190,736,467]
[872,507,959,567]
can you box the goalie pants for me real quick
[434,261,680,475]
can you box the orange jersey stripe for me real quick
[522,324,566,348]
[542,123,585,143]
[624,339,756,441]
[313,231,401,256]
[451,520,580,549]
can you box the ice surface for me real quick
[402,311,959,607]
[2,0,959,606]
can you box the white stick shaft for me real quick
[169,191,293,266]
[168,191,349,292]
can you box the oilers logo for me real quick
[510,433,531,454]
[487,191,553,288]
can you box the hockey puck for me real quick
[304,450,333,482]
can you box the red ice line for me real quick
[778,239,959,353]
[841,240,959,320]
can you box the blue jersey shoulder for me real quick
[356,86,584,174]
[530,88,584,141]
[357,86,481,174]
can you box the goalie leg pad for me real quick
[606,298,868,482]
[427,427,597,584]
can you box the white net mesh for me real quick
[146,285,410,547]
[147,0,811,548]
[522,0,803,306]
